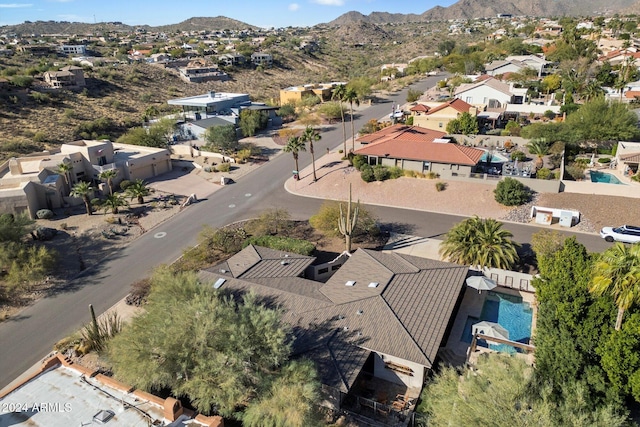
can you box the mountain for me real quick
[0,16,256,35]
[328,0,639,25]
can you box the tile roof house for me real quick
[485,55,554,77]
[454,77,525,109]
[0,353,223,427]
[43,65,85,88]
[354,124,484,178]
[412,98,478,132]
[199,245,469,410]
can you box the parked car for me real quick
[600,225,640,243]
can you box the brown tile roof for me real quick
[354,125,484,166]
[425,98,473,115]
[620,151,640,162]
[198,245,468,378]
[219,244,315,278]
[625,91,640,99]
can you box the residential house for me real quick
[279,82,346,105]
[0,140,172,218]
[0,353,223,427]
[380,63,408,80]
[42,65,86,88]
[412,98,478,132]
[218,53,245,67]
[199,244,470,412]
[597,48,640,67]
[178,58,229,83]
[16,44,54,56]
[149,52,169,63]
[616,141,640,176]
[485,55,553,77]
[354,124,484,177]
[454,77,525,109]
[59,44,86,55]
[251,52,273,67]
[168,91,281,128]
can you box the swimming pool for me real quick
[461,292,533,352]
[479,151,510,163]
[590,170,625,185]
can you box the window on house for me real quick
[438,122,443,128]
[466,97,473,103]
[331,264,341,271]
[318,267,329,274]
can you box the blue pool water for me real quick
[590,170,625,185]
[461,292,533,352]
[480,151,510,163]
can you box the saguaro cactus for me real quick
[338,183,359,253]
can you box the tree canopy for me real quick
[203,124,240,154]
[108,268,295,417]
[446,111,479,135]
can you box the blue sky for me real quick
[0,0,457,28]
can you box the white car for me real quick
[600,225,640,243]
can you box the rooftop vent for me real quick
[357,310,364,315]
[343,326,349,331]
[213,278,226,289]
[368,282,379,288]
[93,410,115,424]
[345,280,356,287]
[220,269,227,273]
[281,260,289,265]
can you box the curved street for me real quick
[0,76,607,390]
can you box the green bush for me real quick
[510,150,526,161]
[218,162,231,172]
[435,181,447,192]
[597,157,611,164]
[388,166,404,179]
[36,209,54,220]
[535,168,553,180]
[564,162,587,181]
[119,180,132,191]
[373,165,390,181]
[361,164,374,182]
[575,158,590,165]
[494,177,531,206]
[243,235,315,256]
[426,171,439,179]
[352,155,367,170]
[309,201,379,238]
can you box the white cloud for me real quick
[0,3,33,8]
[310,0,344,5]
[288,3,299,11]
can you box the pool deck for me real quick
[443,285,537,367]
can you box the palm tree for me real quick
[56,162,72,189]
[439,216,520,271]
[332,84,348,154]
[99,169,118,195]
[343,87,360,152]
[526,138,549,171]
[583,81,605,102]
[102,194,128,214]
[125,179,151,204]
[301,126,321,182]
[70,181,94,216]
[282,135,306,177]
[590,243,640,331]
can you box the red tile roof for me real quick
[355,124,484,165]
[625,91,640,99]
[426,98,473,115]
[410,103,430,112]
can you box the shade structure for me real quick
[472,321,509,341]
[465,276,497,293]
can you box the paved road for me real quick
[0,76,608,390]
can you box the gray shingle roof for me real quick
[198,245,468,385]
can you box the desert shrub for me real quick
[11,75,33,88]
[404,170,417,178]
[361,164,374,182]
[218,162,231,172]
[125,278,152,306]
[535,168,553,180]
[80,311,122,354]
[243,236,315,256]
[503,140,514,150]
[575,158,590,165]
[309,201,379,238]
[544,110,556,120]
[435,181,447,191]
[35,209,54,220]
[352,155,367,170]
[236,148,252,163]
[486,129,503,136]
[510,150,526,161]
[405,116,414,125]
[119,180,132,191]
[564,162,587,181]
[426,171,439,179]
[494,177,531,206]
[388,166,404,179]
[373,165,390,181]
[505,120,521,136]
[598,157,611,164]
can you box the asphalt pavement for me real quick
[0,76,607,391]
